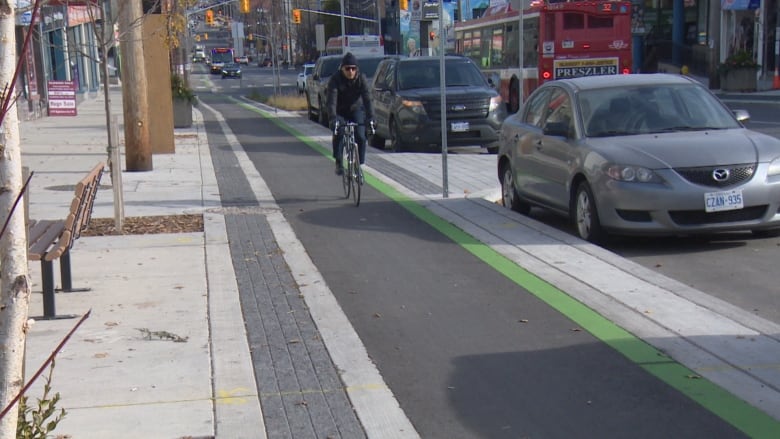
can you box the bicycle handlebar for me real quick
[333,120,376,136]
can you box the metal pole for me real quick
[439,3,448,198]
[340,0,346,53]
[518,0,524,107]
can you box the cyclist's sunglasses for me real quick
[342,65,358,71]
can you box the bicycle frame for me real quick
[335,121,362,206]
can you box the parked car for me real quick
[497,73,780,243]
[235,55,249,65]
[369,56,506,152]
[297,63,315,95]
[306,54,391,127]
[221,62,242,79]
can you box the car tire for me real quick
[306,97,317,122]
[388,118,404,152]
[370,133,385,149]
[317,98,329,127]
[501,164,530,214]
[509,78,520,114]
[573,182,606,243]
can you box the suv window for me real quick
[397,59,487,90]
[357,57,384,78]
[319,57,342,78]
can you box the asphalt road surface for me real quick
[198,91,754,438]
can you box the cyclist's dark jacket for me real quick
[326,64,374,121]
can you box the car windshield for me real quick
[397,60,487,90]
[320,58,342,77]
[357,58,384,78]
[579,84,742,137]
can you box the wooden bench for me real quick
[27,162,105,320]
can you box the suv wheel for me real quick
[317,98,329,127]
[306,97,317,122]
[370,133,385,149]
[388,118,404,152]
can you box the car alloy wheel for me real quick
[501,165,529,214]
[574,182,605,243]
[389,118,404,152]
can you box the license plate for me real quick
[451,122,469,132]
[704,189,744,212]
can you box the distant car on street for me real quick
[221,62,242,79]
[497,73,780,242]
[297,63,315,95]
[235,55,249,65]
[259,57,273,67]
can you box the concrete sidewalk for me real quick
[21,89,263,438]
[18,82,780,439]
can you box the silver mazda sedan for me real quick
[497,74,780,242]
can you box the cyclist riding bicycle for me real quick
[326,52,374,176]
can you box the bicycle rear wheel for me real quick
[351,143,361,206]
[341,141,350,198]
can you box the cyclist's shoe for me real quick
[335,162,344,176]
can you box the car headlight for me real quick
[606,164,662,183]
[489,95,502,112]
[768,157,780,177]
[401,99,426,115]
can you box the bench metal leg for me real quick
[32,260,76,321]
[58,249,91,293]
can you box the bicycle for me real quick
[334,120,374,206]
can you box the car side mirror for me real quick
[543,121,570,138]
[733,109,750,123]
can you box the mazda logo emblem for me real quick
[451,104,467,112]
[712,168,730,182]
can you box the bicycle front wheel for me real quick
[351,144,361,206]
[341,143,351,198]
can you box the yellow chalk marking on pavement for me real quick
[258,383,387,399]
[216,387,253,404]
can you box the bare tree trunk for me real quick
[0,2,33,437]
[120,0,152,171]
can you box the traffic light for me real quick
[205,10,213,25]
[429,31,436,41]
[240,0,250,14]
[292,9,301,24]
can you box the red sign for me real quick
[47,80,77,116]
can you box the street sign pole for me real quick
[439,0,448,198]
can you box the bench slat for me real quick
[28,220,66,261]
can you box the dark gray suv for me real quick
[305,54,391,127]
[369,56,507,153]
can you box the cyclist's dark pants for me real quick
[332,109,367,165]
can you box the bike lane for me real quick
[199,92,774,438]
